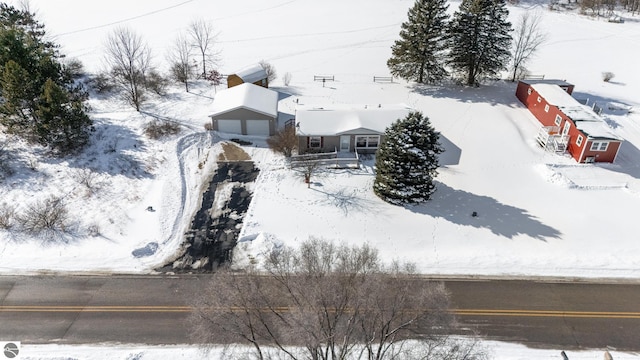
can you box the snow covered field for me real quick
[1,0,640,358]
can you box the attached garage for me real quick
[209,83,279,136]
[217,120,243,135]
[246,119,270,136]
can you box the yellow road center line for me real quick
[1,306,640,319]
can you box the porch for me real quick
[536,126,569,153]
[289,149,361,169]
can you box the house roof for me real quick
[520,79,574,87]
[295,104,414,136]
[233,64,268,84]
[531,84,621,140]
[209,83,278,118]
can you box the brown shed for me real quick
[226,64,269,88]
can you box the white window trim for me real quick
[590,141,609,152]
[544,104,550,112]
[537,96,542,103]
[355,135,380,149]
[576,135,583,147]
[527,88,532,95]
[309,136,322,148]
[554,114,562,126]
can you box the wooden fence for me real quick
[373,76,393,83]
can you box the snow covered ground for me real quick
[2,0,640,358]
[12,342,640,360]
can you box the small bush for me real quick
[17,196,69,234]
[283,72,292,86]
[602,71,615,82]
[145,70,169,95]
[63,58,86,80]
[267,127,298,157]
[89,73,117,94]
[144,120,181,139]
[87,223,101,237]
[0,143,14,180]
[74,168,100,194]
[0,203,16,229]
[204,122,213,131]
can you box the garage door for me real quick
[217,119,242,134]
[246,120,270,136]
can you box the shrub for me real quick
[602,71,615,82]
[0,142,14,180]
[144,120,181,139]
[0,203,16,229]
[89,72,117,94]
[204,122,213,131]
[283,72,292,86]
[266,126,298,157]
[63,58,86,80]
[145,70,169,95]
[17,196,69,234]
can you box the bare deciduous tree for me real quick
[259,59,277,85]
[190,239,479,360]
[266,126,298,157]
[188,19,220,78]
[168,33,193,92]
[282,72,292,86]
[104,27,152,111]
[510,11,547,82]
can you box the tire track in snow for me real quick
[165,132,218,246]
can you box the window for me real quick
[537,96,542,103]
[308,136,322,148]
[554,114,562,126]
[355,135,380,148]
[590,141,608,151]
[576,135,583,147]
[527,88,532,95]
[544,104,550,112]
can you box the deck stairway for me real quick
[536,126,569,154]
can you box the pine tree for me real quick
[387,0,449,84]
[35,79,92,155]
[373,111,443,205]
[0,4,93,154]
[448,0,512,86]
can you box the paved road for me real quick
[1,275,640,350]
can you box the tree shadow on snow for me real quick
[438,134,461,166]
[409,80,522,107]
[63,121,151,179]
[410,182,562,241]
[597,141,640,179]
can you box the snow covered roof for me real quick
[520,79,573,87]
[209,83,278,118]
[532,83,621,140]
[233,64,268,84]
[295,104,414,136]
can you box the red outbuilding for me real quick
[516,79,622,163]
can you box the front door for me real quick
[339,135,350,152]
[562,121,571,136]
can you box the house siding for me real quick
[210,108,275,135]
[298,135,386,154]
[516,81,620,163]
[580,140,621,163]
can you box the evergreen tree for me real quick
[373,111,443,205]
[0,4,92,154]
[447,0,512,86]
[35,79,92,155]
[387,0,449,84]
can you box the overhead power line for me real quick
[56,0,196,37]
